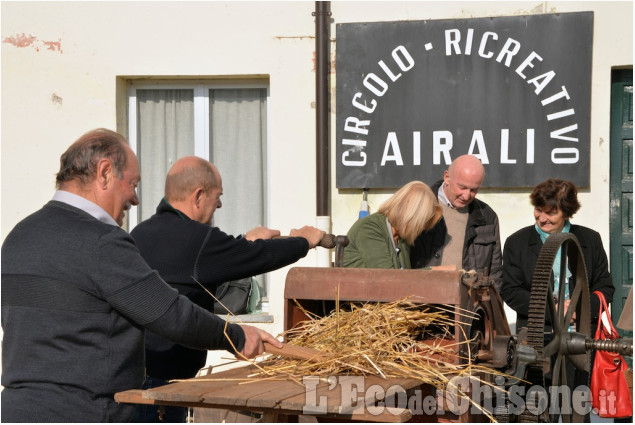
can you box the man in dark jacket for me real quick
[130,156,324,422]
[410,155,503,290]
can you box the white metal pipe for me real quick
[316,215,332,267]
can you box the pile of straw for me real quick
[257,299,499,388]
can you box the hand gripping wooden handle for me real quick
[263,342,325,362]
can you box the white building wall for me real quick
[1,1,632,369]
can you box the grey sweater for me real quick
[1,201,245,422]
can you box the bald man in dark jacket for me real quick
[131,156,323,422]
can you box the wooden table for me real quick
[115,362,429,422]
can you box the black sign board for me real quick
[336,12,593,189]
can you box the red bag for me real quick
[590,291,633,418]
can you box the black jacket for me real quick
[501,224,615,330]
[131,198,310,379]
[410,180,503,290]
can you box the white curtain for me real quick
[209,89,267,238]
[136,89,195,220]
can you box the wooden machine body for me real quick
[285,267,469,350]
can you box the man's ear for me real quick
[96,158,114,190]
[193,188,205,208]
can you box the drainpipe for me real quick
[314,1,332,267]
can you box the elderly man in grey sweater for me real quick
[1,128,281,422]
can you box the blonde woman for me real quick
[343,181,442,269]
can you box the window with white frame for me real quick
[127,80,269,303]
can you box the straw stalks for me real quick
[252,298,506,421]
[258,299,494,384]
[193,277,506,421]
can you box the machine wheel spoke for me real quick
[544,337,559,357]
[547,285,561,334]
[550,354,564,423]
[558,243,568,304]
[564,283,582,331]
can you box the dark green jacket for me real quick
[343,212,411,269]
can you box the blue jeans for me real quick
[132,376,188,423]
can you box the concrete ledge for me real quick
[216,313,274,323]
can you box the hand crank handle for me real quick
[263,341,326,362]
[274,234,349,249]
[318,234,349,249]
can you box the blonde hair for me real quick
[377,181,442,245]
